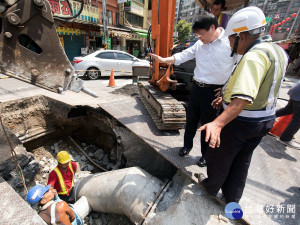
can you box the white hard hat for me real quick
[224,6,267,37]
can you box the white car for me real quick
[73,50,150,80]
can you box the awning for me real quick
[132,28,149,34]
[73,19,100,26]
[137,32,151,38]
[113,31,131,38]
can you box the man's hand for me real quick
[148,53,175,64]
[49,186,57,196]
[212,96,222,109]
[199,98,250,148]
[198,121,223,148]
[149,53,164,63]
[214,87,222,97]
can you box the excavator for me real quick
[0,0,98,97]
[0,0,249,130]
[138,0,249,130]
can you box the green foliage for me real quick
[175,20,192,43]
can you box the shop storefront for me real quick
[50,0,101,60]
[126,33,144,57]
[109,27,131,51]
[56,27,85,61]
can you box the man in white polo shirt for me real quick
[150,14,236,167]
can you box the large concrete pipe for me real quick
[73,196,92,220]
[74,167,164,224]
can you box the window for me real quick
[125,12,143,27]
[280,13,286,18]
[294,2,300,7]
[116,13,119,26]
[96,52,115,59]
[117,53,133,60]
[267,5,277,10]
[107,10,112,25]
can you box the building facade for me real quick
[118,0,150,57]
[50,0,149,61]
[51,0,103,61]
[175,0,204,25]
[249,0,300,40]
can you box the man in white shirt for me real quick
[149,14,235,167]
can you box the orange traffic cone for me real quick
[269,114,293,138]
[108,69,115,87]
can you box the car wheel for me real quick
[86,67,100,80]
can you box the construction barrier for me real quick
[269,114,293,138]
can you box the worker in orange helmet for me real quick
[47,151,78,203]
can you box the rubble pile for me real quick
[32,139,120,187]
[84,212,132,225]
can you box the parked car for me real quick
[73,50,150,80]
[172,37,198,55]
[171,38,198,92]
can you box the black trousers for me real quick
[184,83,221,157]
[59,188,75,204]
[276,99,300,142]
[202,118,274,203]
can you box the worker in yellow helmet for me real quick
[47,151,78,203]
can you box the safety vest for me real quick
[53,163,75,195]
[218,13,224,27]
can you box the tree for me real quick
[175,20,192,43]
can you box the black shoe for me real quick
[195,173,206,183]
[195,173,207,190]
[197,157,207,167]
[178,147,192,157]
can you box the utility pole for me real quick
[102,0,107,44]
[287,10,299,40]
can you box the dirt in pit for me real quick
[110,84,139,97]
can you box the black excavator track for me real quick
[138,82,186,130]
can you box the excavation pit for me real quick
[0,95,177,225]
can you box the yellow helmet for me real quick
[56,151,71,164]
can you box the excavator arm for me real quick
[0,0,97,97]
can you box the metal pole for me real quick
[102,0,107,44]
[287,10,299,40]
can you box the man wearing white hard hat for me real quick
[198,6,288,203]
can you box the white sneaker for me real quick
[279,139,300,150]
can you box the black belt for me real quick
[194,80,222,88]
